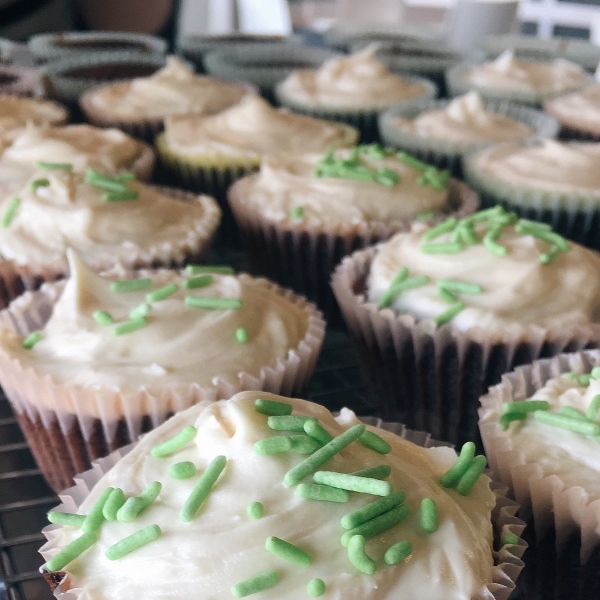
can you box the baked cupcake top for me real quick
[463,50,591,93]
[83,57,249,120]
[392,91,535,143]
[472,139,600,194]
[367,207,600,334]
[544,84,600,128]
[0,95,67,137]
[162,95,358,158]
[41,391,497,600]
[277,47,428,109]
[232,146,450,227]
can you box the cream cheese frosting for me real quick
[234,148,449,228]
[85,57,249,120]
[0,95,67,138]
[367,213,600,334]
[163,95,358,158]
[545,84,600,129]
[393,92,535,143]
[464,50,591,92]
[277,47,428,109]
[42,392,498,600]
[473,140,600,193]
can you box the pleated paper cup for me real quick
[0,274,325,492]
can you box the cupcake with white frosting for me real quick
[379,91,559,174]
[544,84,600,140]
[275,47,437,142]
[0,95,68,139]
[447,50,593,107]
[0,254,325,491]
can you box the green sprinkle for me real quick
[416,211,436,222]
[455,455,487,496]
[47,511,86,527]
[296,483,350,503]
[522,227,570,253]
[35,161,72,170]
[377,267,409,307]
[110,278,152,292]
[185,265,234,275]
[129,303,152,320]
[93,310,114,325]
[265,536,312,567]
[169,461,196,480]
[268,415,317,432]
[501,532,520,547]
[146,283,179,302]
[341,490,406,530]
[117,481,162,522]
[422,218,457,242]
[183,275,213,290]
[2,197,21,228]
[254,398,293,416]
[438,287,458,303]
[500,413,527,431]
[45,532,96,572]
[456,224,479,245]
[29,178,49,191]
[560,406,589,421]
[421,242,462,254]
[21,332,41,349]
[533,411,600,436]
[517,218,551,231]
[307,579,326,597]
[397,151,429,171]
[289,434,320,455]
[540,245,561,265]
[313,471,392,496]
[113,317,147,337]
[231,571,279,598]
[349,465,392,480]
[379,274,431,308]
[114,172,136,181]
[592,366,600,379]
[439,442,476,487]
[587,395,600,421]
[283,424,366,488]
[384,540,413,564]
[376,167,399,187]
[502,400,550,414]
[347,535,377,574]
[184,296,242,310]
[341,504,410,546]
[102,488,125,521]
[417,175,427,185]
[303,420,333,446]
[81,487,113,533]
[291,206,304,220]
[420,498,438,533]
[483,233,507,256]
[579,374,592,386]
[435,301,465,327]
[103,190,139,202]
[180,455,227,522]
[564,372,578,380]
[105,524,161,560]
[86,169,128,191]
[437,279,482,295]
[359,430,392,454]
[235,327,249,344]
[254,436,293,455]
[247,501,264,519]
[151,426,197,458]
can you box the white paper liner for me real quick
[38,418,525,600]
[0,272,326,491]
[479,349,600,561]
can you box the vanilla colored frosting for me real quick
[42,392,497,600]
[0,95,67,137]
[163,95,357,158]
[86,57,249,120]
[545,84,600,129]
[367,221,600,334]
[464,50,591,93]
[394,92,535,143]
[277,47,428,109]
[474,140,600,194]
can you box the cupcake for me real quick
[0,254,324,491]
[447,50,593,107]
[544,84,600,141]
[463,139,600,250]
[0,95,68,138]
[275,47,437,142]
[332,206,600,448]
[79,56,253,142]
[228,145,478,319]
[39,391,524,599]
[479,349,600,563]
[379,92,560,175]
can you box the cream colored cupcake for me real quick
[544,84,600,140]
[0,95,68,138]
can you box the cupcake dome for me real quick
[544,84,600,141]
[0,95,68,138]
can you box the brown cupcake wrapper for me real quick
[479,349,600,561]
[228,178,479,322]
[0,272,325,492]
[331,244,600,448]
[544,98,600,142]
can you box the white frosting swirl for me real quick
[545,84,600,129]
[45,392,497,600]
[277,47,427,109]
[163,95,357,158]
[0,95,67,137]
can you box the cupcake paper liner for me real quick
[479,349,600,562]
[228,178,478,323]
[39,419,525,600]
[124,138,156,182]
[331,244,600,449]
[0,273,325,492]
[544,96,600,142]
[379,98,560,176]
[274,75,437,143]
[0,65,40,96]
[446,62,593,108]
[463,148,600,250]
